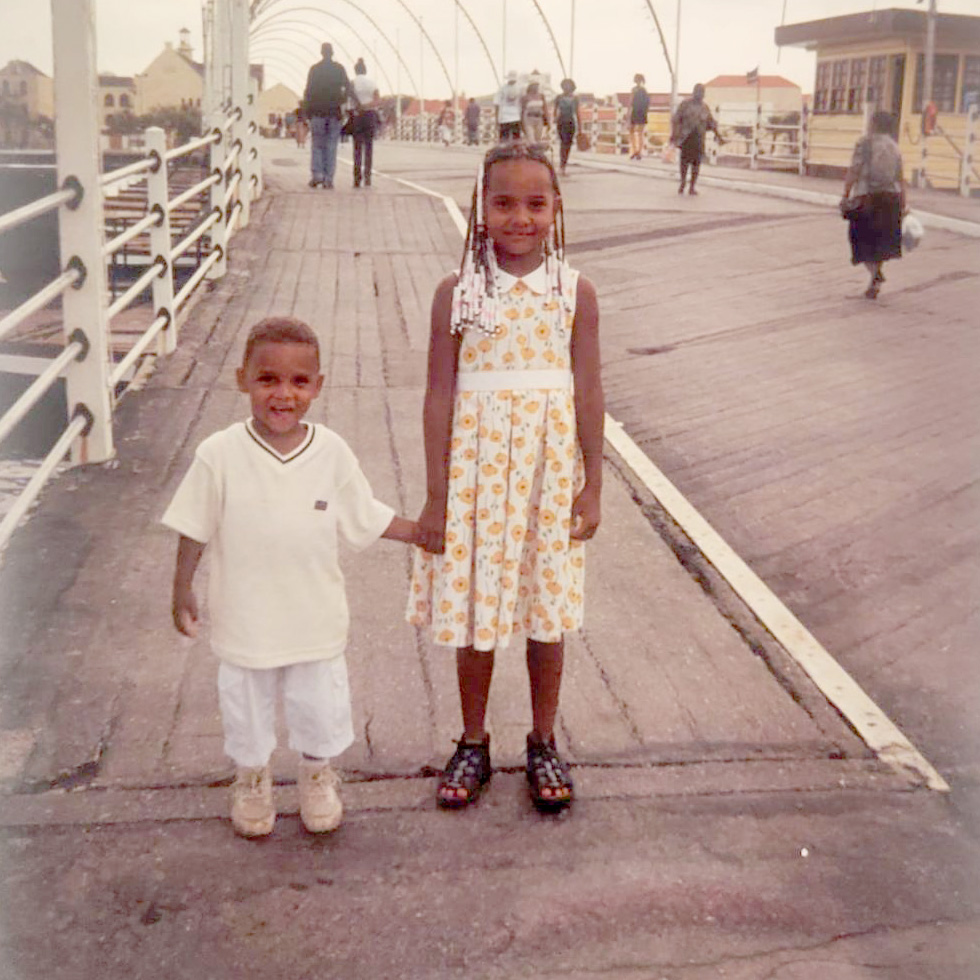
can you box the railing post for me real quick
[750,102,760,170]
[144,127,176,355]
[208,111,228,281]
[248,75,263,201]
[798,108,807,176]
[52,0,113,464]
[230,0,250,229]
[960,103,976,198]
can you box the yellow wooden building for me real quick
[776,7,980,192]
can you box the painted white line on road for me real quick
[604,415,950,793]
[373,169,468,236]
[395,165,949,794]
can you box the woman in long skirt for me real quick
[842,111,907,299]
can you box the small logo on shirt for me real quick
[314,500,328,511]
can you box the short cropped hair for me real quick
[242,317,320,367]
[321,42,333,58]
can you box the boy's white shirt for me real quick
[162,420,394,669]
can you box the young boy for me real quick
[163,316,419,837]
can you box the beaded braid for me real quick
[450,141,572,338]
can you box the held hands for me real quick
[417,496,448,554]
[570,483,601,541]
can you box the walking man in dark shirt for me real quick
[303,43,349,189]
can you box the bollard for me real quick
[52,0,113,464]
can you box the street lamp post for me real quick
[671,0,681,113]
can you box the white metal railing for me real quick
[0,0,259,552]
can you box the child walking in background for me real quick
[164,317,419,838]
[407,142,604,813]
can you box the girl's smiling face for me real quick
[485,158,558,275]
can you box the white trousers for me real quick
[217,658,355,767]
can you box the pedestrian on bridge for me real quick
[553,78,582,176]
[670,83,724,195]
[408,141,604,815]
[841,110,906,300]
[628,73,650,160]
[349,57,381,188]
[494,70,524,140]
[164,317,421,839]
[303,42,349,189]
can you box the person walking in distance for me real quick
[349,57,380,188]
[164,317,420,838]
[303,43,349,189]
[437,100,454,146]
[841,110,907,299]
[628,74,650,160]
[670,83,724,195]
[464,97,481,145]
[407,141,604,814]
[553,78,582,176]
[494,70,524,140]
[521,81,550,145]
[294,103,308,149]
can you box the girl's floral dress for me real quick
[407,262,585,651]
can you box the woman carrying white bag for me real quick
[840,110,909,300]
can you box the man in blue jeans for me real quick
[303,43,349,189]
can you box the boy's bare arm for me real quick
[382,515,422,547]
[172,534,206,637]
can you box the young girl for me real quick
[407,141,603,813]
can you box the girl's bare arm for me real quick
[418,274,461,554]
[570,274,603,541]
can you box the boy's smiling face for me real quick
[236,340,323,451]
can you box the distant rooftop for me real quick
[706,75,800,89]
[775,7,980,50]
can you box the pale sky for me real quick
[2,0,978,100]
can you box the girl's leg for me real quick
[457,645,494,741]
[526,638,573,808]
[679,158,689,192]
[438,646,495,806]
[526,638,563,740]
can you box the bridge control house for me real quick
[775,6,980,193]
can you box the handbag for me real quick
[340,113,354,137]
[839,195,867,220]
[576,131,590,152]
[661,143,677,164]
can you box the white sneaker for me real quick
[298,759,343,833]
[231,765,275,837]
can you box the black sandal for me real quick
[437,736,492,809]
[526,733,574,812]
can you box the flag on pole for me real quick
[746,67,759,85]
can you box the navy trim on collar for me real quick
[245,419,316,463]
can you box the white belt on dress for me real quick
[455,369,572,392]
